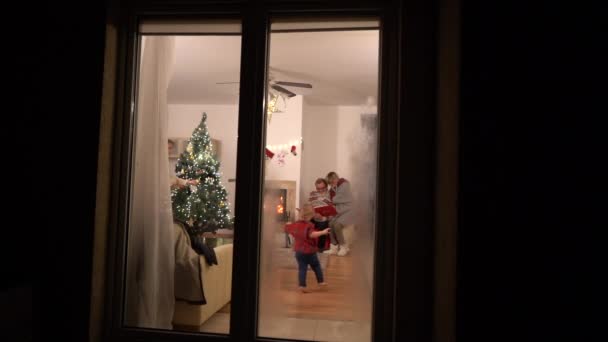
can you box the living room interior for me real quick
[126,18,380,342]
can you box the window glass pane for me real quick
[258,17,380,342]
[124,20,241,334]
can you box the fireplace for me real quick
[269,188,289,222]
[264,180,296,224]
[263,180,297,249]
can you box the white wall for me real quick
[336,106,365,183]
[168,104,239,211]
[264,95,303,209]
[299,103,339,204]
[300,104,372,203]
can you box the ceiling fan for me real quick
[216,71,312,122]
[216,74,312,97]
[268,79,313,98]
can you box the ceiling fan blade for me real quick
[271,84,297,97]
[275,81,313,89]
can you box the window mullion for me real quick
[231,6,270,342]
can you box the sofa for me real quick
[172,223,233,327]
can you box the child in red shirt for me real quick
[284,204,331,293]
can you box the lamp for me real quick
[267,93,279,120]
[267,92,285,123]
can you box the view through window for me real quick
[123,18,381,340]
[258,18,380,342]
[124,20,241,334]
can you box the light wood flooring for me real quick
[175,246,373,341]
[274,252,360,321]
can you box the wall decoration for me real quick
[266,138,302,154]
[276,151,287,167]
[168,137,180,158]
[264,138,301,165]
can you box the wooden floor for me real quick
[209,249,372,321]
[175,246,374,340]
[269,251,372,322]
[222,251,371,322]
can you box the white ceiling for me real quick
[167,30,379,106]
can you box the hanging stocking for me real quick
[265,148,275,159]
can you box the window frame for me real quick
[93,0,447,341]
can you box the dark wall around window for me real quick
[10,1,605,341]
[458,1,605,341]
[2,1,107,341]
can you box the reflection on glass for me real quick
[124,20,241,334]
[258,18,380,342]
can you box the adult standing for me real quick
[326,171,354,256]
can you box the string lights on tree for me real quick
[172,112,233,232]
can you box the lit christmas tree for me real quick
[172,112,233,232]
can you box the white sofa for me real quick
[172,227,233,327]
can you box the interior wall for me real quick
[336,106,367,182]
[303,104,375,206]
[300,103,378,214]
[168,104,239,211]
[264,95,303,212]
[300,102,339,204]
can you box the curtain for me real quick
[125,36,176,329]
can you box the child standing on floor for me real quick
[284,204,331,293]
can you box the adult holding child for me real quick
[308,178,333,252]
[325,171,354,256]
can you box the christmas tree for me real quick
[172,112,233,232]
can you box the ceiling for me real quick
[167,30,379,106]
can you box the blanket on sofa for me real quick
[174,222,206,305]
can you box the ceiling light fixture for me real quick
[266,93,279,123]
[266,91,287,123]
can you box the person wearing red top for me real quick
[284,204,331,293]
